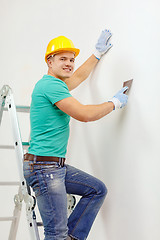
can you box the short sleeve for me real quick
[43,78,72,104]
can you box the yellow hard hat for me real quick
[45,36,80,62]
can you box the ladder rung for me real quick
[16,106,30,113]
[22,142,29,146]
[0,143,29,149]
[0,217,16,221]
[0,145,14,149]
[4,106,30,113]
[0,182,20,186]
[36,222,43,227]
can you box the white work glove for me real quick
[109,87,128,110]
[94,29,113,60]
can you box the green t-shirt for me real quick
[28,75,72,157]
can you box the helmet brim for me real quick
[45,48,80,63]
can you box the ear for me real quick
[47,58,53,67]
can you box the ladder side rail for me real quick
[8,186,22,240]
[0,93,6,125]
[0,98,5,125]
[6,89,40,240]
[0,85,10,125]
[6,90,26,190]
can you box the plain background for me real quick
[0,0,160,239]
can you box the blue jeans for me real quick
[23,160,107,240]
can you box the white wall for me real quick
[0,0,160,239]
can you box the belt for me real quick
[24,153,65,167]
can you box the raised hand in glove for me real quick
[94,29,113,60]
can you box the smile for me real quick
[63,67,72,72]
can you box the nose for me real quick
[65,60,72,66]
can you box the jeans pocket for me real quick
[23,162,41,197]
[24,171,41,197]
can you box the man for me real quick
[23,30,128,240]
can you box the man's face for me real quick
[47,52,75,81]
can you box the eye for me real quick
[70,59,75,63]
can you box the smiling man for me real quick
[23,31,128,240]
[47,52,75,80]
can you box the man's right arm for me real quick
[55,86,128,122]
[55,97,115,122]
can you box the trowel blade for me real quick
[123,79,133,94]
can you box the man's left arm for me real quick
[65,29,113,91]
